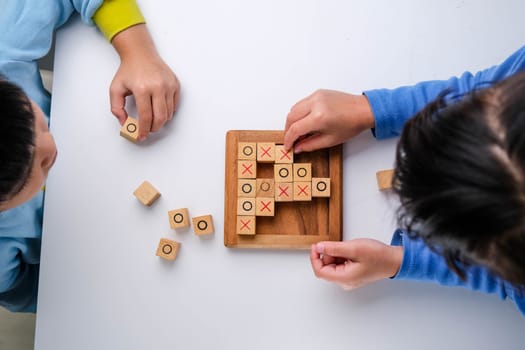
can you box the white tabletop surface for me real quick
[35,1,525,349]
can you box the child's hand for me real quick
[310,239,403,290]
[283,90,374,153]
[110,24,180,141]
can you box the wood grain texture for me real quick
[224,130,342,249]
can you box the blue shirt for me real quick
[0,0,103,312]
[364,45,525,315]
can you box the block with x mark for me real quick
[274,145,293,163]
[293,181,312,201]
[257,142,275,163]
[237,160,257,179]
[255,197,275,216]
[237,216,256,235]
[275,182,293,202]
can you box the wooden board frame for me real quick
[224,130,343,249]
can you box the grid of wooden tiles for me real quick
[224,130,343,249]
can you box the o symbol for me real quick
[197,220,208,231]
[297,168,307,178]
[162,244,173,255]
[173,213,184,223]
[127,123,137,133]
[243,145,254,156]
[316,181,327,192]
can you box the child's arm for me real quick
[92,0,180,141]
[390,230,525,315]
[284,44,525,151]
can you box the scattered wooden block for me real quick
[168,208,190,229]
[156,238,180,261]
[237,216,256,235]
[257,142,276,162]
[293,181,312,201]
[255,197,275,216]
[238,142,257,160]
[238,179,256,197]
[275,145,293,163]
[256,178,274,197]
[274,164,293,182]
[376,169,394,191]
[237,160,257,179]
[120,116,139,143]
[133,181,161,206]
[293,163,312,181]
[275,182,293,202]
[312,178,331,197]
[237,198,256,215]
[192,215,215,235]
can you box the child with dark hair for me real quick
[0,0,180,312]
[283,45,525,315]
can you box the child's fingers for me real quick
[151,93,168,132]
[285,97,311,132]
[109,83,129,125]
[135,93,153,140]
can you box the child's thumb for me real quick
[315,241,355,259]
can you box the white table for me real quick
[35,1,525,349]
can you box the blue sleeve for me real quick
[364,45,525,139]
[0,193,44,313]
[391,229,525,315]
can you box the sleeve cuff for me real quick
[92,0,146,41]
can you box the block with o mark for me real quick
[275,182,293,202]
[312,178,331,197]
[274,164,293,182]
[293,163,312,181]
[256,197,275,216]
[238,142,256,160]
[238,179,256,197]
[256,178,274,197]
[293,181,312,201]
[257,142,275,163]
[192,215,215,235]
[237,197,256,215]
[133,181,161,206]
[237,216,256,235]
[237,160,257,179]
[275,145,293,163]
[120,116,139,143]
[168,208,190,229]
[156,238,180,261]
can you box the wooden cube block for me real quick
[293,163,312,181]
[256,178,274,197]
[312,178,331,197]
[274,145,293,163]
[156,238,180,261]
[237,160,257,179]
[238,142,256,160]
[238,179,256,197]
[257,142,276,163]
[237,198,256,215]
[192,215,215,235]
[120,116,139,143]
[274,164,293,182]
[237,216,256,235]
[168,208,190,229]
[255,197,275,216]
[293,182,312,201]
[133,181,161,206]
[275,182,293,202]
[376,169,394,191]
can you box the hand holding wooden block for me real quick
[120,116,139,143]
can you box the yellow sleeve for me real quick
[92,0,146,42]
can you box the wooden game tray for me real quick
[224,130,343,249]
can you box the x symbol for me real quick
[279,149,291,160]
[241,163,253,175]
[260,146,271,158]
[297,185,309,196]
[278,185,290,197]
[260,200,271,212]
[240,219,251,230]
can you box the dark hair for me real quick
[0,79,35,204]
[393,71,525,286]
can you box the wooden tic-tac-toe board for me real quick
[224,130,343,249]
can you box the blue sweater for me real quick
[364,45,525,315]
[0,0,103,312]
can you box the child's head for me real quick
[393,71,525,286]
[0,79,57,211]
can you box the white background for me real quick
[35,1,525,349]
